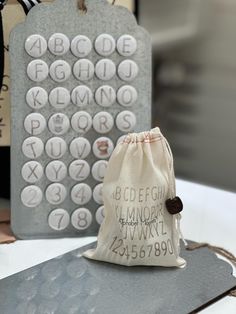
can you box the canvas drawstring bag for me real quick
[84,127,186,267]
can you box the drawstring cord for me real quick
[78,0,116,12]
[162,134,187,247]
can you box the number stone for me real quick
[93,183,103,205]
[21,186,43,207]
[71,183,92,205]
[96,206,105,225]
[48,209,70,231]
[71,208,92,230]
[45,183,67,205]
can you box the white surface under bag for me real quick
[84,127,186,267]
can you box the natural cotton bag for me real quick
[84,127,186,267]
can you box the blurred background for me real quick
[0,0,235,200]
[140,0,236,192]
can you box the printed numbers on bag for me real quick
[119,245,130,259]
[109,236,124,254]
[109,237,174,259]
[131,245,138,259]
[155,240,174,256]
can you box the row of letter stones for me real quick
[26,85,138,109]
[27,58,138,83]
[21,33,139,232]
[26,33,138,82]
[25,33,137,58]
[24,111,136,135]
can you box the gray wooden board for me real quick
[10,0,151,239]
[0,241,235,314]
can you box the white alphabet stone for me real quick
[71,35,92,57]
[25,34,47,58]
[116,110,136,132]
[26,87,48,109]
[73,59,94,81]
[95,59,116,81]
[118,59,139,82]
[69,160,90,182]
[95,85,116,107]
[71,111,92,134]
[92,160,108,182]
[117,85,138,107]
[49,60,71,82]
[93,112,114,134]
[27,59,49,82]
[24,113,46,135]
[95,34,116,57]
[48,33,70,56]
[45,137,67,159]
[71,85,93,107]
[69,137,91,159]
[49,87,70,109]
[22,137,44,159]
[117,34,137,57]
[45,160,67,182]
[21,161,43,183]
